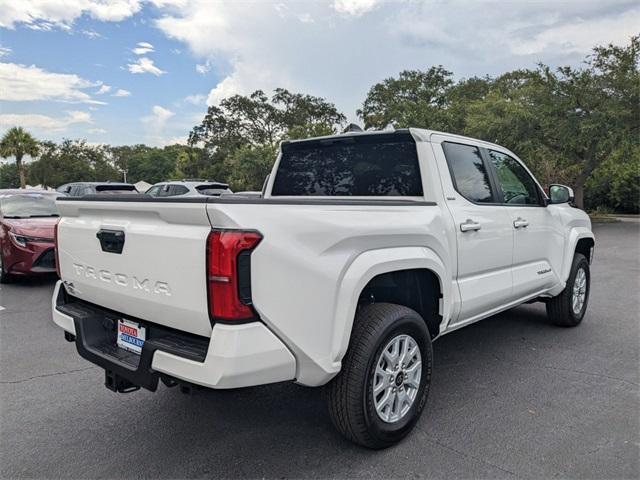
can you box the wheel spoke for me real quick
[373,333,423,424]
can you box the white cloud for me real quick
[127,57,166,75]
[142,105,175,145]
[0,62,105,104]
[0,110,92,131]
[96,84,111,94]
[132,41,155,55]
[184,93,206,105]
[159,135,188,146]
[81,29,103,38]
[88,127,107,134]
[333,0,381,16]
[0,0,142,29]
[195,60,211,75]
[112,88,132,97]
[0,46,12,57]
[153,0,638,120]
[509,7,640,55]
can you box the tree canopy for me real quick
[0,37,637,212]
[0,127,39,189]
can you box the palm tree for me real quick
[0,127,39,189]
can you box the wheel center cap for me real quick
[395,373,404,387]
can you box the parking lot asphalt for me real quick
[1,220,639,479]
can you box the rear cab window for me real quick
[271,132,423,197]
[442,142,495,204]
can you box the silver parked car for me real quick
[145,180,232,198]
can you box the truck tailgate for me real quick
[56,199,213,337]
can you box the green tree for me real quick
[223,144,278,191]
[0,127,39,189]
[468,37,638,207]
[190,88,345,190]
[28,139,119,188]
[0,163,20,188]
[358,66,454,130]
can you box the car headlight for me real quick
[9,232,30,247]
[8,232,52,247]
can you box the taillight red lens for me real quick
[206,229,262,322]
[54,218,61,278]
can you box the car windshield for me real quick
[1,193,59,218]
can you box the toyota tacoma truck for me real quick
[52,128,594,448]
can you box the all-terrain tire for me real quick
[546,253,590,327]
[327,302,433,449]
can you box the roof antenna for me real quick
[343,123,363,133]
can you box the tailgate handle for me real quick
[96,229,125,254]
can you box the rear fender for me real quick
[330,246,448,370]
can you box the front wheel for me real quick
[546,253,590,327]
[0,251,12,284]
[327,303,433,449]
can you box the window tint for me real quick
[272,133,423,196]
[488,150,541,205]
[95,185,136,193]
[168,185,189,196]
[442,142,494,203]
[196,184,229,196]
[146,186,161,196]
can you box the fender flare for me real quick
[560,227,595,283]
[329,246,449,370]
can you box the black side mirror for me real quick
[548,184,574,205]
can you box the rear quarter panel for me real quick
[207,201,452,385]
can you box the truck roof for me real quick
[281,127,510,154]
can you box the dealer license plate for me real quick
[116,319,146,355]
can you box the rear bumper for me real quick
[51,281,296,390]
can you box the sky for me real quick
[0,0,638,147]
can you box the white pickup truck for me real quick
[52,128,594,448]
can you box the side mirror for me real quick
[548,184,574,205]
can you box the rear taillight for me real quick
[206,229,262,322]
[54,218,61,277]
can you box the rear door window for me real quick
[442,142,495,204]
[271,133,423,196]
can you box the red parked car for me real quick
[0,189,61,283]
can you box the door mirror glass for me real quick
[548,184,574,204]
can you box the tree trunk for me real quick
[16,155,26,189]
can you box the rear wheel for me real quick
[547,253,590,327]
[327,303,433,449]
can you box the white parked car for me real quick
[145,179,231,197]
[52,128,594,448]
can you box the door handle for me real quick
[460,219,482,232]
[513,217,529,229]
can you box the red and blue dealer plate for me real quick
[116,318,146,355]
